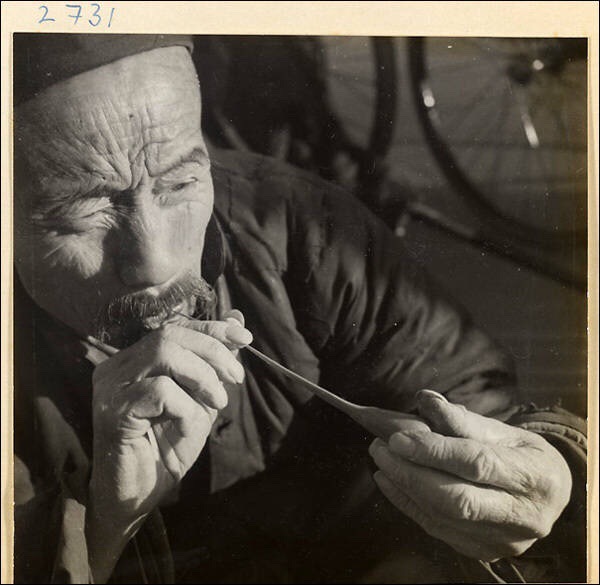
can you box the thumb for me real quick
[416,389,517,442]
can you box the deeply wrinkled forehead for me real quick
[15,46,204,192]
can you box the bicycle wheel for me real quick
[409,37,587,248]
[194,36,397,206]
[320,37,397,200]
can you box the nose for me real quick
[115,198,180,289]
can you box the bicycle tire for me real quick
[408,37,587,248]
[195,35,398,209]
[320,36,397,203]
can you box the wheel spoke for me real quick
[416,37,587,243]
[434,75,510,142]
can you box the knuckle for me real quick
[530,523,550,540]
[151,324,179,352]
[528,514,553,540]
[514,466,539,493]
[204,322,226,341]
[154,338,178,364]
[202,336,226,361]
[454,490,480,521]
[160,322,179,340]
[543,452,572,503]
[389,462,410,491]
[150,375,175,399]
[427,436,447,461]
[472,448,496,483]
[91,361,107,386]
[507,496,552,540]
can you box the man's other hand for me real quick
[369,389,572,562]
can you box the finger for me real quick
[369,439,552,541]
[121,376,206,431]
[372,471,482,559]
[369,441,516,525]
[220,311,247,358]
[157,326,246,384]
[152,410,213,481]
[373,472,535,562]
[85,335,119,355]
[83,335,119,366]
[222,309,245,327]
[387,431,528,492]
[128,377,215,478]
[417,389,526,443]
[371,471,489,558]
[159,347,229,410]
[181,318,253,349]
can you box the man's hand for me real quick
[369,389,572,562]
[85,311,251,582]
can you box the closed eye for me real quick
[66,196,113,218]
[33,195,115,233]
[170,179,198,192]
[153,177,207,206]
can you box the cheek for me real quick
[33,232,104,278]
[15,227,105,304]
[166,200,213,262]
[14,190,106,281]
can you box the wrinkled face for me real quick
[14,47,215,347]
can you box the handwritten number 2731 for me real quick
[38,4,115,27]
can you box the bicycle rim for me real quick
[408,37,587,249]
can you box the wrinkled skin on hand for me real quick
[89,313,252,519]
[369,390,572,562]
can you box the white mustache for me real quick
[92,272,216,346]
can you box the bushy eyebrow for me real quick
[29,146,211,209]
[160,147,210,177]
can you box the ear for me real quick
[201,214,226,286]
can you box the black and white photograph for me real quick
[3,3,596,583]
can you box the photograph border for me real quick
[2,2,597,583]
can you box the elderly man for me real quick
[13,34,586,583]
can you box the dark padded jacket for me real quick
[13,150,587,583]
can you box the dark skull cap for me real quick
[13,33,194,105]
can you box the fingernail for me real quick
[389,431,426,456]
[389,432,415,452]
[225,324,253,346]
[223,309,245,327]
[418,389,448,404]
[368,439,386,458]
